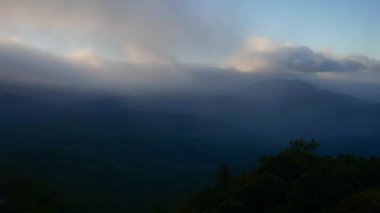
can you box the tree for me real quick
[181,140,380,213]
[153,203,169,213]
[288,139,319,154]
[215,163,230,188]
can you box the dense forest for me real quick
[180,140,380,213]
[1,140,379,212]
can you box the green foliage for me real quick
[0,177,73,213]
[336,186,380,212]
[287,139,319,154]
[153,204,170,213]
[215,163,230,189]
[181,140,380,213]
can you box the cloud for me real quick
[66,48,105,68]
[0,35,101,89]
[0,0,240,62]
[0,34,292,96]
[0,35,194,94]
[228,37,371,73]
[1,33,380,102]
[0,34,26,46]
[125,45,176,66]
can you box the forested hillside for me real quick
[1,140,379,212]
[181,140,380,213]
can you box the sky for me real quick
[240,0,380,59]
[1,0,379,63]
[0,0,380,100]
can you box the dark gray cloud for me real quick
[0,36,196,94]
[0,37,96,88]
[228,38,374,72]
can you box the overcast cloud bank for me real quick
[0,33,380,101]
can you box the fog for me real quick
[0,35,379,103]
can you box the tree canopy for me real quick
[180,140,380,213]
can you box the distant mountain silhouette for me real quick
[1,78,380,141]
[1,78,380,211]
[216,79,379,140]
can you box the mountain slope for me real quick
[1,79,380,211]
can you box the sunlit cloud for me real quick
[228,37,370,73]
[0,34,27,46]
[66,48,105,68]
[0,0,240,63]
